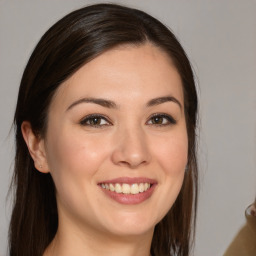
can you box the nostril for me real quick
[111,133,151,167]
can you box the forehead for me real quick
[51,43,184,109]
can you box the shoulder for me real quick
[223,203,256,256]
[245,203,256,235]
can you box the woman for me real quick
[9,3,198,256]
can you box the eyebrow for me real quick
[146,96,182,109]
[66,95,182,111]
[66,98,118,111]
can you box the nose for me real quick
[111,127,151,169]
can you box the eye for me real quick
[147,113,177,126]
[80,114,111,127]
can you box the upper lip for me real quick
[98,177,157,185]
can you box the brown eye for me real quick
[151,116,164,124]
[89,117,102,125]
[80,115,110,127]
[147,114,176,126]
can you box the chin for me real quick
[99,211,159,238]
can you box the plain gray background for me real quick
[0,0,255,255]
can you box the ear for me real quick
[21,121,50,173]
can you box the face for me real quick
[42,43,188,239]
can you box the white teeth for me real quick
[122,184,131,194]
[115,183,122,193]
[130,184,139,194]
[101,182,151,194]
[145,183,150,190]
[109,183,115,191]
[139,183,144,192]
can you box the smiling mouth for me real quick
[98,177,157,204]
[100,182,152,195]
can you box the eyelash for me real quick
[79,113,177,127]
[79,114,111,127]
[147,113,177,126]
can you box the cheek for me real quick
[147,131,188,224]
[44,128,112,215]
[153,131,188,175]
[45,128,111,190]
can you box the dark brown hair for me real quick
[9,3,198,256]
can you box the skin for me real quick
[22,43,188,256]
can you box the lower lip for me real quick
[100,184,157,205]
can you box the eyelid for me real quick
[146,113,177,125]
[79,114,112,126]
[79,113,176,127]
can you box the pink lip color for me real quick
[98,177,157,205]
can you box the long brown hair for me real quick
[9,3,198,256]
